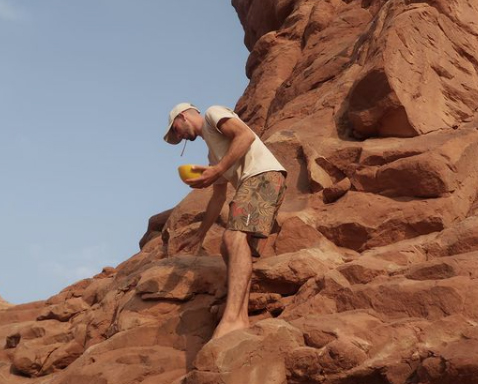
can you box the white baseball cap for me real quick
[163,102,200,145]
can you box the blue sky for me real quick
[0,0,249,304]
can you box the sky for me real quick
[0,0,250,304]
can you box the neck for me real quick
[196,116,205,138]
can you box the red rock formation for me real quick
[2,0,478,383]
[0,295,12,310]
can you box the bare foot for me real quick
[211,319,249,339]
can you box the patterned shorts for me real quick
[227,171,287,238]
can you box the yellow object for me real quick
[178,164,203,183]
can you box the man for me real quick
[163,102,287,339]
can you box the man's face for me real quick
[172,113,197,142]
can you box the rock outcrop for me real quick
[2,0,478,383]
[0,296,11,310]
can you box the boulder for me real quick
[37,298,90,322]
[187,319,304,384]
[252,247,345,295]
[348,2,478,138]
[136,256,227,301]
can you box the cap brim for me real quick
[163,122,182,145]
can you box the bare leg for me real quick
[210,241,230,321]
[212,229,252,339]
[215,243,250,326]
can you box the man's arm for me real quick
[213,117,256,175]
[187,117,255,189]
[177,182,228,252]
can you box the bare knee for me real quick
[222,230,247,250]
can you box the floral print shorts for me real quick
[227,171,287,238]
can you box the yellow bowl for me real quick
[178,164,203,183]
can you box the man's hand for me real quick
[186,165,223,189]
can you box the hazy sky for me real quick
[0,0,249,304]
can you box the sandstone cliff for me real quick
[2,1,478,383]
